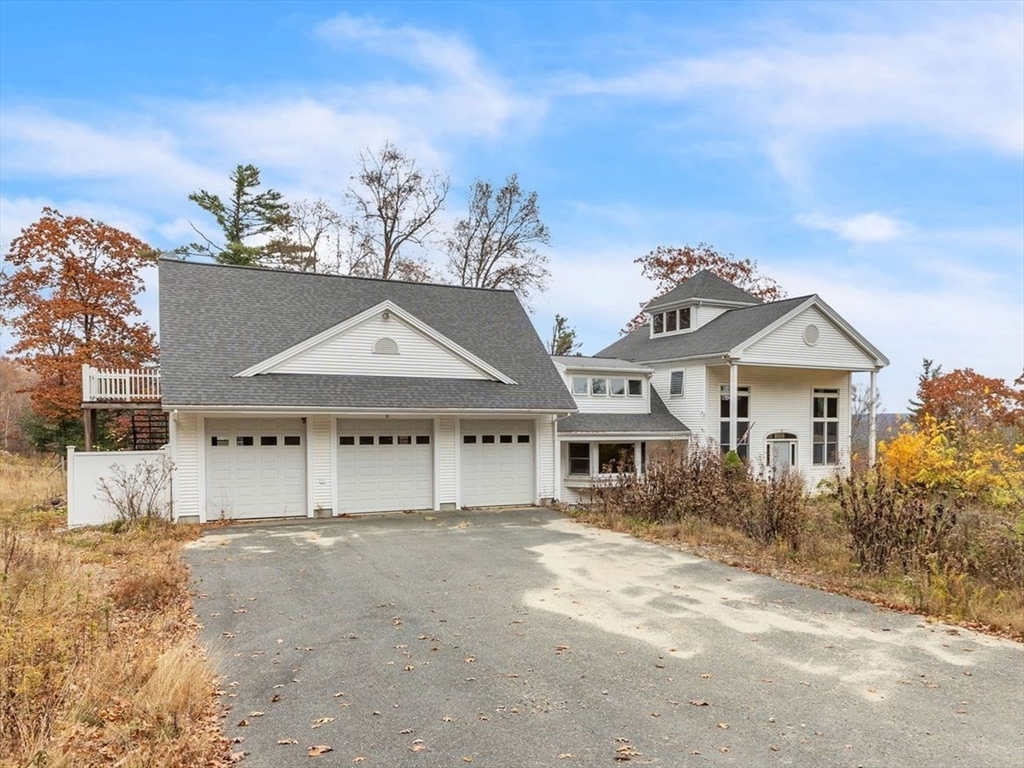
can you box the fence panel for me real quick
[66,447,170,528]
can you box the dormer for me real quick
[644,270,761,338]
[551,356,654,415]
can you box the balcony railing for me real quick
[82,364,161,403]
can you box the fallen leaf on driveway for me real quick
[559,753,574,759]
[249,711,265,717]
[237,719,249,727]
[442,716,454,722]
[311,717,335,728]
[409,740,427,752]
[277,738,298,745]
[689,700,709,707]
[400,728,413,734]
[717,723,729,729]
[353,758,365,763]
[719,746,730,753]
[308,745,333,756]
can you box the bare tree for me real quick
[444,174,551,305]
[268,198,348,274]
[346,141,449,280]
[851,383,884,467]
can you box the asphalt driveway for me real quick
[185,509,1024,767]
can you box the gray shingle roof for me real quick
[644,270,763,311]
[557,390,689,435]
[158,258,577,412]
[551,356,653,373]
[597,296,811,362]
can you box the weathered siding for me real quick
[705,365,850,489]
[173,411,200,519]
[436,416,457,507]
[309,414,333,512]
[741,306,876,370]
[272,314,487,379]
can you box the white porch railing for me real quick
[82,364,161,403]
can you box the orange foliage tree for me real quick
[0,209,157,447]
[624,243,785,332]
[914,367,1024,436]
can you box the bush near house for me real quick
[573,442,1024,639]
[0,452,232,767]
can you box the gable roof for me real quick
[158,259,577,412]
[557,389,689,435]
[644,270,762,312]
[599,296,809,362]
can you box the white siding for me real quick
[309,415,332,512]
[437,416,457,507]
[271,314,488,379]
[173,411,200,519]
[538,416,555,500]
[741,306,876,370]
[705,365,850,489]
[649,362,707,432]
[695,304,729,328]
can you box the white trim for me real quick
[558,432,688,443]
[305,417,315,518]
[330,416,339,517]
[162,405,571,416]
[66,446,76,524]
[234,300,518,384]
[551,415,561,502]
[196,415,207,524]
[535,417,543,504]
[432,417,442,511]
[453,417,462,509]
[168,411,178,521]
[552,359,654,376]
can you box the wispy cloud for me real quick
[797,211,910,243]
[565,9,1024,164]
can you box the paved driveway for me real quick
[185,509,1024,767]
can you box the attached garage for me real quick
[460,420,535,507]
[205,418,307,519]
[337,419,433,514]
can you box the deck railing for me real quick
[82,364,161,403]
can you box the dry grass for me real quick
[0,452,231,767]
[567,447,1024,640]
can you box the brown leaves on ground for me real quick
[308,744,334,756]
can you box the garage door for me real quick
[460,420,534,507]
[205,418,306,519]
[337,419,433,514]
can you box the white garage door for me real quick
[337,419,433,514]
[460,420,534,507]
[205,418,306,519]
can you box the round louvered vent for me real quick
[802,324,820,346]
[373,337,399,355]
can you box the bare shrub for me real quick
[739,468,806,550]
[96,456,174,528]
[109,551,187,611]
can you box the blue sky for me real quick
[1,0,1021,410]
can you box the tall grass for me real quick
[0,452,230,767]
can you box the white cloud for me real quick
[566,9,1024,161]
[797,211,910,242]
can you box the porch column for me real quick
[729,362,738,452]
[868,369,878,465]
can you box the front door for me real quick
[766,432,797,476]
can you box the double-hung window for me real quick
[719,385,751,459]
[812,388,840,465]
[669,371,684,397]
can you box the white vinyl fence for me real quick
[66,447,171,528]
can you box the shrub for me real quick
[96,456,174,528]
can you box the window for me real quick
[359,436,374,446]
[652,307,692,336]
[628,379,642,396]
[482,435,495,444]
[260,435,278,446]
[416,435,431,445]
[517,434,530,443]
[500,434,513,443]
[378,435,394,445]
[590,378,607,395]
[284,435,301,446]
[670,371,684,396]
[236,436,254,446]
[339,436,355,446]
[568,443,590,475]
[719,385,751,460]
[610,377,626,396]
[572,376,588,395]
[397,435,412,445]
[463,435,477,444]
[598,443,634,473]
[211,437,229,447]
[373,337,399,355]
[813,388,840,465]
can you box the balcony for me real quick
[81,364,161,404]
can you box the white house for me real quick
[77,261,887,523]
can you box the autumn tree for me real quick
[0,209,157,450]
[913,367,1023,437]
[346,141,448,281]
[624,243,785,332]
[184,164,292,266]
[0,357,36,454]
[548,314,582,356]
[445,174,551,305]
